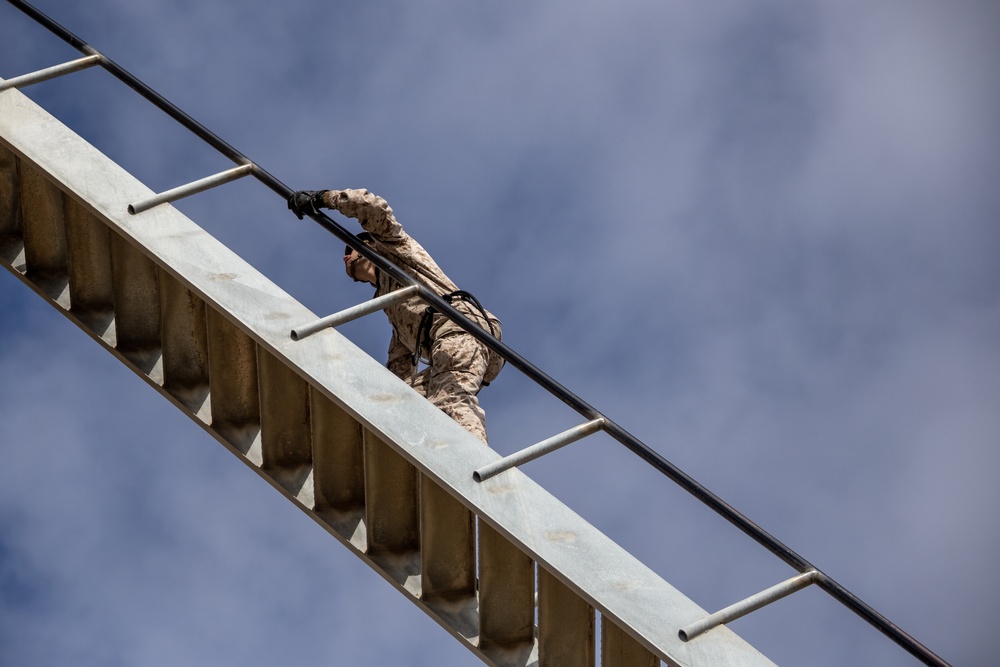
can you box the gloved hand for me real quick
[287,190,328,219]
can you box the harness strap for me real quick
[413,290,497,370]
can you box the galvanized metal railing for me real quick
[1,1,951,665]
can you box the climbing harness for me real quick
[414,290,504,386]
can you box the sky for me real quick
[1,0,998,665]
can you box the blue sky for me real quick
[2,1,998,665]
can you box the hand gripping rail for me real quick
[1,1,952,665]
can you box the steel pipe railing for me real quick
[1,2,952,665]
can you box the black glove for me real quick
[287,190,327,219]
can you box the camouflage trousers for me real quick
[408,332,490,444]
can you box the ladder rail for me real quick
[1,2,950,665]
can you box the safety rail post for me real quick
[2,2,954,665]
[128,164,254,214]
[290,285,422,341]
[0,53,103,91]
[473,418,606,482]
[679,570,821,642]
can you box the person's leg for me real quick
[407,366,430,397]
[424,333,489,443]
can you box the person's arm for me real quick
[386,330,415,381]
[322,189,405,243]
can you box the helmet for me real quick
[344,231,373,256]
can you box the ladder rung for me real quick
[0,54,103,92]
[127,163,253,214]
[679,570,822,642]
[473,418,605,482]
[290,284,421,341]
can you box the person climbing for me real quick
[288,188,503,444]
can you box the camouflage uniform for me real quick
[322,189,502,443]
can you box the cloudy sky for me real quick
[2,0,998,665]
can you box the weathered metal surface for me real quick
[206,306,259,451]
[159,277,209,391]
[258,348,313,498]
[64,196,113,324]
[420,476,476,601]
[538,565,594,666]
[309,388,364,512]
[478,521,535,651]
[110,230,160,368]
[603,615,659,667]
[0,143,21,239]
[17,156,63,271]
[365,431,420,556]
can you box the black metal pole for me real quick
[4,2,952,665]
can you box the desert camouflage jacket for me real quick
[323,188,500,380]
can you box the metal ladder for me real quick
[0,45,773,667]
[0,2,950,666]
